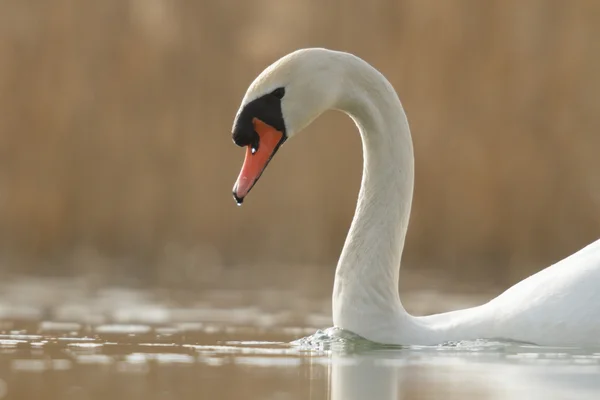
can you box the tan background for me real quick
[0,0,599,287]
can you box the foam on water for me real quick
[291,327,383,352]
[291,326,600,356]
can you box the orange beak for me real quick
[233,118,285,204]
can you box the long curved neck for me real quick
[330,55,490,345]
[332,55,415,341]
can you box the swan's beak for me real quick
[233,118,285,204]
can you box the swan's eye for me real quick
[271,87,285,100]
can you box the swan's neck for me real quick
[332,57,414,336]
[331,56,486,344]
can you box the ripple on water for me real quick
[125,353,196,364]
[67,343,104,348]
[95,324,152,334]
[75,354,114,365]
[11,359,72,372]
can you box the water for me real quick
[0,276,598,399]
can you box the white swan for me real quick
[231,48,600,347]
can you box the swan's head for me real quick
[231,48,344,204]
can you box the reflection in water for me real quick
[330,353,398,400]
[0,278,598,399]
[326,346,600,400]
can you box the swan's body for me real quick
[231,48,600,347]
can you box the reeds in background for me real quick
[0,0,599,287]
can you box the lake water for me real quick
[0,275,598,400]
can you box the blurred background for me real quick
[0,0,599,292]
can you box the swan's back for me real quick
[487,239,600,346]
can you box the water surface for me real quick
[0,276,597,400]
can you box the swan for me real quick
[230,48,600,347]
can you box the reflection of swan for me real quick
[230,48,600,346]
[326,350,600,400]
[329,353,398,400]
